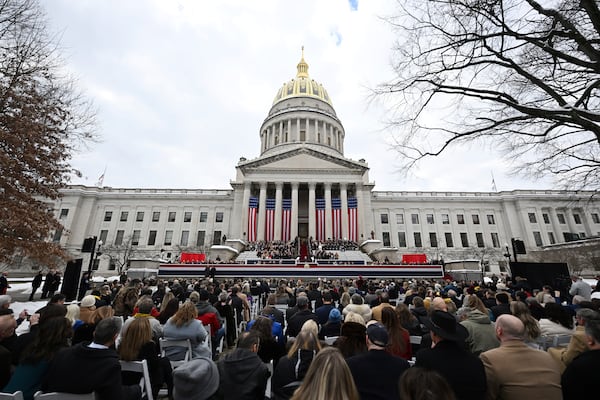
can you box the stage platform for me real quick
[158,262,444,279]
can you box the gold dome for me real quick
[272,48,332,106]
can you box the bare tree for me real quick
[101,236,136,275]
[375,0,600,192]
[0,0,96,265]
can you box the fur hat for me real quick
[173,357,219,400]
[80,295,96,308]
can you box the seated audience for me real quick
[549,307,599,371]
[334,312,367,358]
[163,301,210,360]
[539,302,574,336]
[72,305,115,345]
[399,367,457,400]
[509,300,541,347]
[172,356,219,400]
[561,319,600,399]
[286,296,318,338]
[319,308,343,340]
[381,307,411,360]
[342,294,372,322]
[249,316,285,365]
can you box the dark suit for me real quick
[415,340,487,400]
[286,309,317,337]
[347,349,410,400]
[42,342,137,400]
[562,349,600,400]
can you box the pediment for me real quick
[238,147,368,173]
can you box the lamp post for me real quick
[87,237,103,273]
[503,243,512,274]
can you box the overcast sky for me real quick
[44,0,553,192]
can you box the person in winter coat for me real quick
[272,330,322,400]
[458,307,500,356]
[163,301,210,360]
[216,331,270,400]
[342,294,371,323]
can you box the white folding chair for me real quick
[264,360,274,399]
[120,359,154,400]
[0,392,24,400]
[203,324,213,354]
[159,338,193,369]
[324,336,339,345]
[34,392,94,399]
[552,334,572,348]
[410,335,422,345]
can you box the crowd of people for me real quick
[0,272,599,399]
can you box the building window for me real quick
[528,213,537,223]
[557,213,566,224]
[580,232,586,238]
[152,212,160,222]
[164,230,173,245]
[168,212,176,222]
[442,214,450,224]
[396,214,404,224]
[99,230,108,244]
[460,232,469,247]
[445,232,454,247]
[472,214,480,224]
[533,231,543,247]
[136,211,144,222]
[132,230,140,246]
[487,214,495,224]
[216,212,224,223]
[548,232,555,244]
[426,214,434,224]
[180,230,189,246]
[197,231,206,247]
[411,214,419,224]
[213,231,222,245]
[104,211,113,222]
[381,214,389,224]
[429,232,438,247]
[115,230,124,246]
[491,232,500,248]
[119,211,128,222]
[457,214,465,224]
[108,260,116,271]
[383,232,391,246]
[398,232,406,247]
[592,213,600,224]
[573,214,582,224]
[414,232,422,247]
[184,212,192,222]
[200,212,208,222]
[52,228,63,242]
[59,209,69,219]
[543,213,550,224]
[476,232,484,248]
[147,230,157,246]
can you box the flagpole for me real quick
[491,171,498,192]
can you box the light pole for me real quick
[87,237,103,273]
[503,243,512,273]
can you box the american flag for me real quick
[265,198,276,241]
[316,198,326,241]
[282,198,292,241]
[247,197,258,242]
[348,197,358,242]
[332,198,342,239]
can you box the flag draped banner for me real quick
[316,198,326,241]
[347,197,358,242]
[248,197,258,242]
[282,198,292,241]
[265,198,276,241]
[332,198,342,239]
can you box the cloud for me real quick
[330,27,343,46]
[348,0,359,11]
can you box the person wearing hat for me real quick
[319,308,343,339]
[415,310,487,400]
[173,356,219,400]
[346,321,410,400]
[480,314,561,400]
[79,294,98,324]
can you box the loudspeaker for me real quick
[61,258,83,302]
[81,237,96,253]
[513,239,526,254]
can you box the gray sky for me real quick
[44,0,552,192]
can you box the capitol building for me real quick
[51,54,600,275]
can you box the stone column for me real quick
[291,182,299,239]
[274,182,283,240]
[324,182,332,240]
[241,182,251,241]
[308,183,316,239]
[296,117,300,142]
[341,183,349,240]
[257,182,267,241]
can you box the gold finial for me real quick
[297,46,309,78]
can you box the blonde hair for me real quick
[160,292,175,312]
[119,318,152,361]
[301,319,319,337]
[340,292,351,307]
[290,347,359,400]
[288,330,321,358]
[65,304,80,325]
[171,301,198,328]
[344,311,365,326]
[466,295,489,315]
[510,301,541,340]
